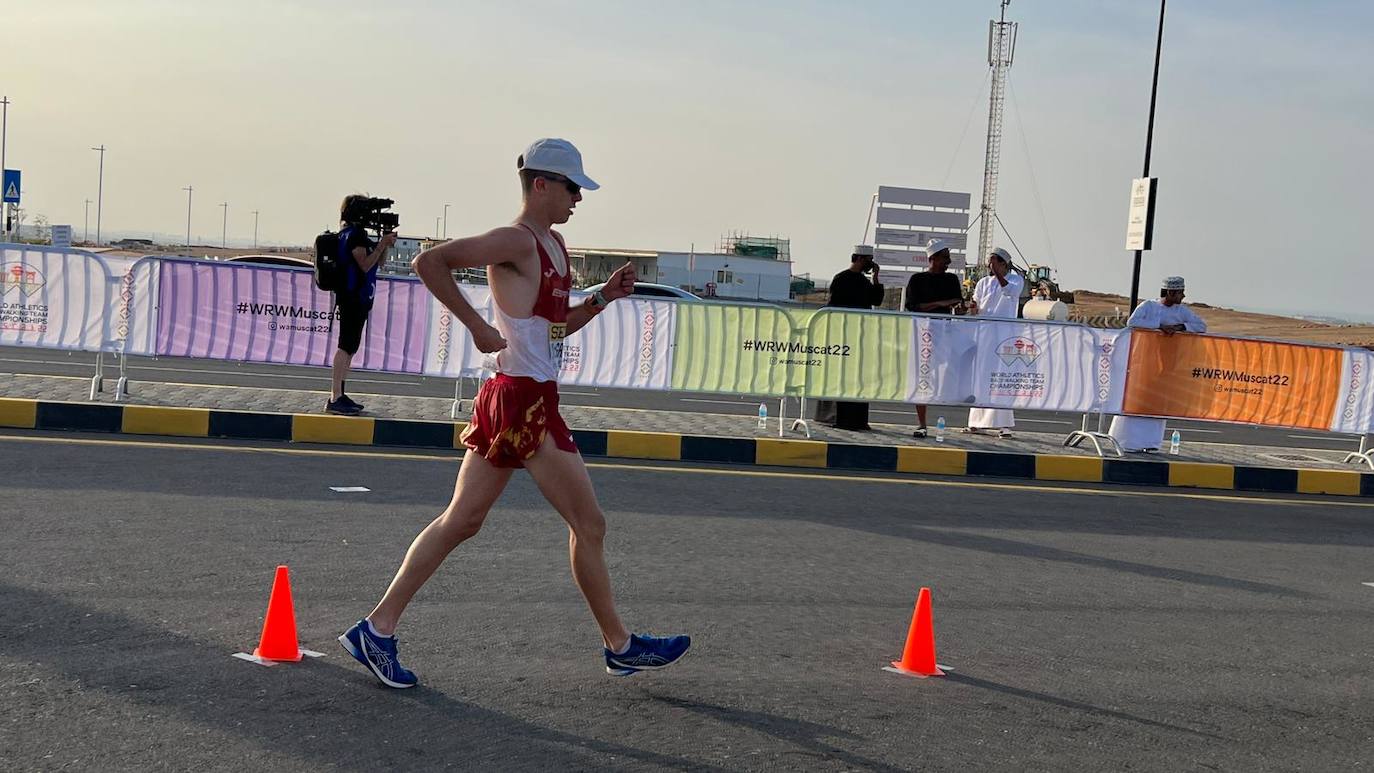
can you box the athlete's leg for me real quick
[523,435,631,651]
[367,449,514,634]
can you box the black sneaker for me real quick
[326,396,361,415]
[339,394,365,413]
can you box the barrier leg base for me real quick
[114,376,129,402]
[1065,430,1123,458]
[1343,452,1374,471]
[89,375,103,399]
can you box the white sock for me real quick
[364,619,394,639]
[613,636,633,655]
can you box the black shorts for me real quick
[334,295,371,355]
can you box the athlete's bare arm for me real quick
[565,261,635,335]
[413,226,536,353]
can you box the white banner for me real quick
[970,321,1128,413]
[906,315,1128,412]
[1332,348,1374,435]
[559,294,676,390]
[109,256,159,355]
[421,283,494,379]
[907,316,978,405]
[420,286,678,390]
[0,246,112,353]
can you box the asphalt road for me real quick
[2,345,1366,453]
[3,431,1372,770]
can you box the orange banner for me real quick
[1122,331,1342,430]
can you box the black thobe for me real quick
[815,268,884,430]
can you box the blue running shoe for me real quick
[338,619,417,688]
[604,633,692,676]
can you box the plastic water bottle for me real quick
[936,416,946,443]
[758,402,768,430]
[1169,430,1181,455]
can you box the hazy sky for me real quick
[9,1,1373,318]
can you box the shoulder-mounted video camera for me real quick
[348,196,400,235]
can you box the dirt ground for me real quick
[1069,290,1374,348]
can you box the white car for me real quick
[580,281,701,301]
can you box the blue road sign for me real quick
[2,170,19,204]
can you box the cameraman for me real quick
[328,194,396,415]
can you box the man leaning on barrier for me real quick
[815,244,885,431]
[1108,275,1208,452]
[327,195,397,416]
[904,238,967,438]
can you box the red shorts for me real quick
[460,374,578,468]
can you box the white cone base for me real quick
[883,664,950,679]
[233,649,326,666]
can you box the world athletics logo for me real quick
[995,336,1043,367]
[1,263,45,297]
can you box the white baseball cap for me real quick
[518,138,599,191]
[989,247,1013,265]
[925,238,951,258]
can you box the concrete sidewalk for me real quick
[2,371,1372,498]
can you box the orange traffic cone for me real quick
[252,565,302,662]
[887,587,944,678]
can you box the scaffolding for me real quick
[718,231,791,262]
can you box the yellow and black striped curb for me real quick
[3,397,1372,498]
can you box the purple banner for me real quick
[154,260,427,373]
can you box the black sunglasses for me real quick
[536,173,580,196]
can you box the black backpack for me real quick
[313,229,343,292]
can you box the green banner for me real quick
[670,303,801,397]
[800,309,911,401]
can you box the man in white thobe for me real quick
[1109,275,1209,451]
[967,247,1024,436]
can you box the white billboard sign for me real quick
[51,225,72,249]
[1125,177,1157,251]
[875,228,968,251]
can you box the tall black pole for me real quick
[1128,0,1166,312]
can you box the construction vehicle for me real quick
[1025,264,1074,304]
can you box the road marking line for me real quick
[1,360,418,387]
[4,432,1372,509]
[330,486,371,492]
[1170,428,1223,434]
[680,398,752,405]
[1288,435,1352,442]
[1363,583,1374,588]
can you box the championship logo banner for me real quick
[1123,331,1342,430]
[0,248,111,352]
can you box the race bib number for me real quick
[549,322,567,364]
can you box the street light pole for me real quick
[219,202,228,248]
[91,144,106,244]
[182,186,193,248]
[84,199,92,243]
[435,216,440,239]
[443,203,450,239]
[1128,0,1167,313]
[252,210,259,249]
[1,96,9,241]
